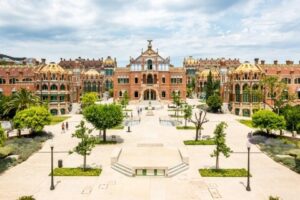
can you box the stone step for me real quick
[111,165,134,177]
[168,163,186,172]
[167,164,189,177]
[114,162,132,171]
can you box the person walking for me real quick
[66,121,69,131]
[61,122,65,133]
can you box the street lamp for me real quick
[50,140,55,190]
[246,141,251,191]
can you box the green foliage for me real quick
[0,95,15,119]
[206,95,222,113]
[49,116,70,125]
[109,88,114,97]
[13,106,51,133]
[199,168,249,177]
[237,119,254,128]
[120,91,129,109]
[81,92,98,108]
[72,121,96,170]
[184,139,215,145]
[109,124,124,130]
[183,105,192,126]
[52,167,101,176]
[176,126,196,130]
[252,110,286,134]
[4,88,40,115]
[269,196,280,200]
[0,157,17,174]
[204,71,220,100]
[17,195,36,200]
[83,104,123,142]
[211,122,232,169]
[0,146,13,158]
[281,105,300,133]
[0,124,6,146]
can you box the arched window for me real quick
[60,84,65,90]
[51,74,56,80]
[36,85,40,90]
[42,84,48,90]
[243,84,249,102]
[134,91,139,98]
[9,78,17,84]
[235,84,240,102]
[147,74,153,84]
[119,91,122,97]
[252,84,259,102]
[0,78,5,84]
[92,82,97,92]
[50,84,58,90]
[87,82,91,92]
[294,78,300,84]
[147,60,153,70]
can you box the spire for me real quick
[147,40,153,50]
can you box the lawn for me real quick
[109,124,124,130]
[176,126,196,130]
[52,167,101,176]
[50,116,70,125]
[251,131,300,173]
[0,132,52,173]
[237,119,254,128]
[199,168,249,177]
[184,139,215,145]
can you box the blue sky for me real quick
[1,0,300,66]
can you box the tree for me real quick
[205,71,214,100]
[281,105,300,134]
[120,91,129,109]
[191,109,209,141]
[0,124,6,147]
[83,104,123,142]
[0,95,15,119]
[210,122,232,169]
[252,110,286,134]
[187,77,196,98]
[13,106,51,134]
[4,88,40,115]
[183,105,192,127]
[206,95,222,113]
[81,92,98,108]
[72,120,96,171]
[172,92,181,118]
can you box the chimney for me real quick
[41,58,46,64]
[274,60,278,65]
[254,58,259,64]
[261,60,265,65]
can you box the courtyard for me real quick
[0,99,299,200]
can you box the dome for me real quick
[39,63,66,74]
[234,62,262,73]
[84,69,100,76]
[199,68,219,77]
[185,56,197,66]
[104,56,115,66]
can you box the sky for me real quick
[1,0,300,66]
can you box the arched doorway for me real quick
[143,89,156,100]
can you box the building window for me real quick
[162,77,166,83]
[50,95,57,102]
[162,91,166,98]
[51,74,57,80]
[281,78,291,84]
[147,60,153,70]
[60,84,65,90]
[42,84,48,90]
[252,85,259,102]
[147,74,153,84]
[135,77,138,84]
[60,95,65,102]
[235,84,240,102]
[294,78,300,84]
[9,78,18,84]
[0,78,5,84]
[50,85,58,90]
[36,85,39,90]
[119,91,122,97]
[243,85,249,102]
[118,78,129,84]
[134,91,139,98]
[243,109,250,117]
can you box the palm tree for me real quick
[4,88,40,115]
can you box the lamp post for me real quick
[246,141,251,191]
[50,141,55,190]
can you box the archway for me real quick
[143,89,156,100]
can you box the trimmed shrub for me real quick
[0,146,14,158]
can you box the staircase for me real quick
[167,163,189,177]
[111,162,134,177]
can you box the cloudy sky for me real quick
[1,0,300,66]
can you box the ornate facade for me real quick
[113,40,186,101]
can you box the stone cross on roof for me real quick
[147,40,152,49]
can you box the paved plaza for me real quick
[0,100,300,200]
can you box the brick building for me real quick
[113,40,186,101]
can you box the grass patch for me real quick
[199,168,249,177]
[52,167,101,176]
[0,132,52,174]
[123,109,132,112]
[184,139,215,145]
[95,140,117,145]
[109,124,124,130]
[176,126,196,130]
[50,116,70,125]
[237,119,253,128]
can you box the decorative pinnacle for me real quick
[147,40,152,49]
